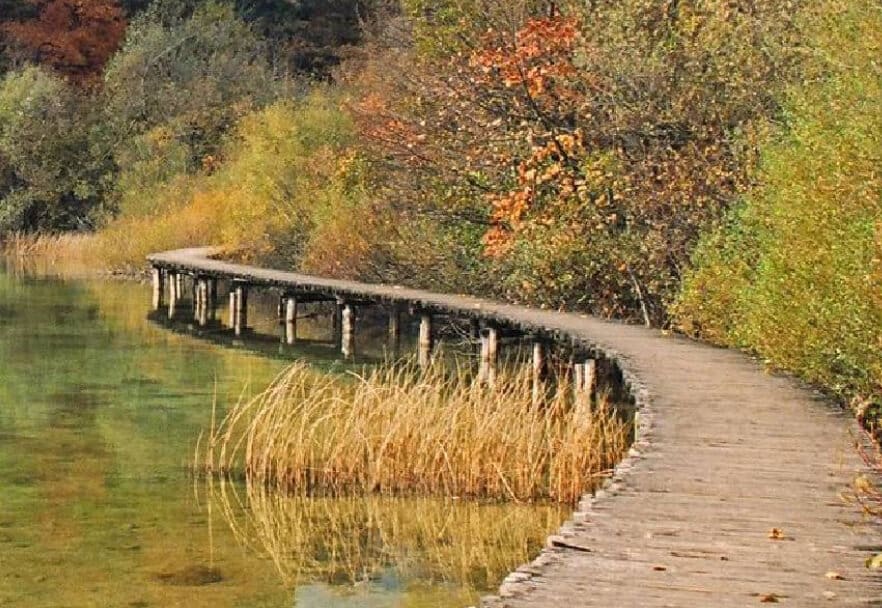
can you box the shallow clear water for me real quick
[0,267,565,607]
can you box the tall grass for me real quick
[1,232,105,276]
[206,359,630,504]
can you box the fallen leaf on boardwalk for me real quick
[768,528,785,540]
[652,565,667,571]
[825,571,845,580]
[866,553,882,569]
[759,593,781,603]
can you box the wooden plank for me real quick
[146,247,882,607]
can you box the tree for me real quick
[1,0,127,83]
[0,66,112,232]
[354,0,801,322]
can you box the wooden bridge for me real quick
[148,247,882,607]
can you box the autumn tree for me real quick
[354,0,802,323]
[1,0,127,83]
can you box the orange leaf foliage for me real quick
[3,0,126,83]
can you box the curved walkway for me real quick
[149,248,882,606]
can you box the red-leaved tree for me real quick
[2,0,126,83]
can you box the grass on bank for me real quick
[205,359,630,505]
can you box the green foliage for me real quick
[104,1,283,171]
[0,66,112,232]
[675,0,882,415]
[93,91,379,273]
[104,1,289,219]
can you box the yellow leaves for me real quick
[854,474,874,494]
[824,571,845,580]
[866,554,882,569]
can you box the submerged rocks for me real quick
[153,565,223,586]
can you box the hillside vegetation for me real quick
[675,0,882,430]
[0,0,879,417]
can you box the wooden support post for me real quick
[167,271,178,319]
[234,283,248,337]
[285,296,298,345]
[332,300,343,347]
[206,278,216,321]
[470,318,481,354]
[341,303,355,359]
[228,288,237,329]
[418,313,433,368]
[196,278,211,327]
[532,339,546,407]
[194,278,203,323]
[151,267,164,311]
[479,326,498,387]
[573,358,597,415]
[176,273,184,300]
[585,358,597,401]
[573,361,585,400]
[387,306,401,358]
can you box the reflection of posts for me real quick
[418,313,433,368]
[151,267,164,311]
[341,303,355,359]
[479,326,498,387]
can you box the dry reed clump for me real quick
[208,359,630,504]
[0,232,104,276]
[209,478,567,590]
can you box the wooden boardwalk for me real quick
[149,247,882,607]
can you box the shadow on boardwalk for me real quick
[148,248,882,607]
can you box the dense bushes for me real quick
[675,0,882,421]
[356,0,801,321]
[92,92,378,272]
[0,67,112,232]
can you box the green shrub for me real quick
[0,67,112,232]
[676,0,882,416]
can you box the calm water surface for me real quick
[0,267,565,607]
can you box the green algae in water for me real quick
[0,268,567,607]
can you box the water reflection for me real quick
[0,266,567,607]
[209,479,566,606]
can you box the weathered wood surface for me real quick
[148,247,882,607]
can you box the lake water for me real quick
[0,266,565,608]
